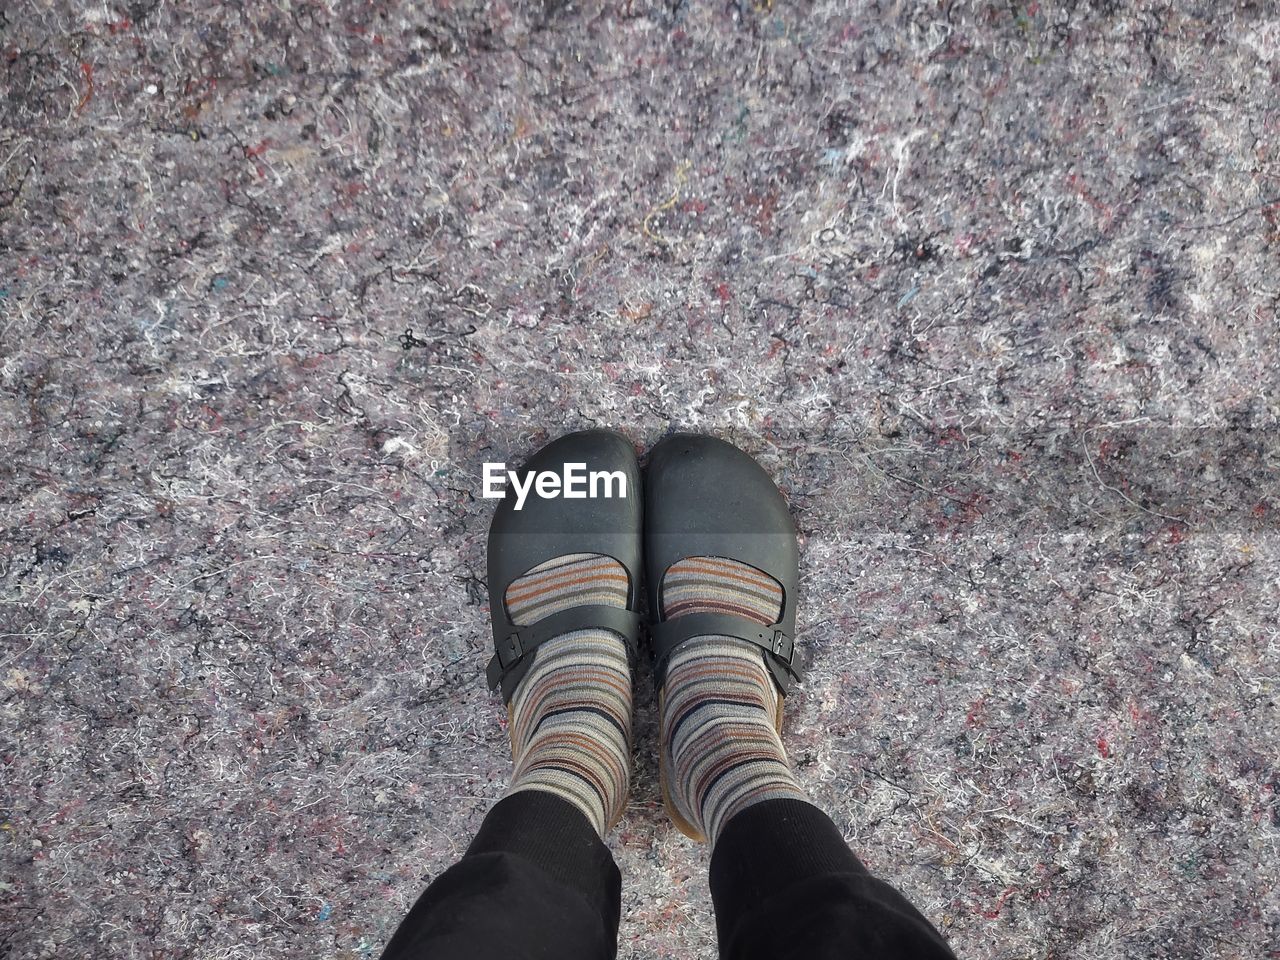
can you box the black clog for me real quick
[644,433,801,698]
[485,430,644,704]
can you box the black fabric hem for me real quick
[711,799,865,903]
[379,790,621,960]
[710,798,956,960]
[465,790,621,937]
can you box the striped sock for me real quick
[659,557,810,846]
[502,553,633,836]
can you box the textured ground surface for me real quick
[2,2,1279,958]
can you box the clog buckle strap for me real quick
[650,611,801,694]
[486,604,643,692]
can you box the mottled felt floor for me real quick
[2,3,1278,959]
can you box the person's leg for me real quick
[710,799,955,960]
[382,553,634,960]
[660,557,956,960]
[380,790,620,960]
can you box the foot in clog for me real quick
[486,430,643,835]
[645,434,808,844]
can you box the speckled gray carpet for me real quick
[2,2,1279,958]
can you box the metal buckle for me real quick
[498,631,524,669]
[770,630,793,664]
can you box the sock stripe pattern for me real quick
[503,553,632,836]
[661,557,809,846]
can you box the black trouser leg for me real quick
[710,798,957,960]
[380,790,621,960]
